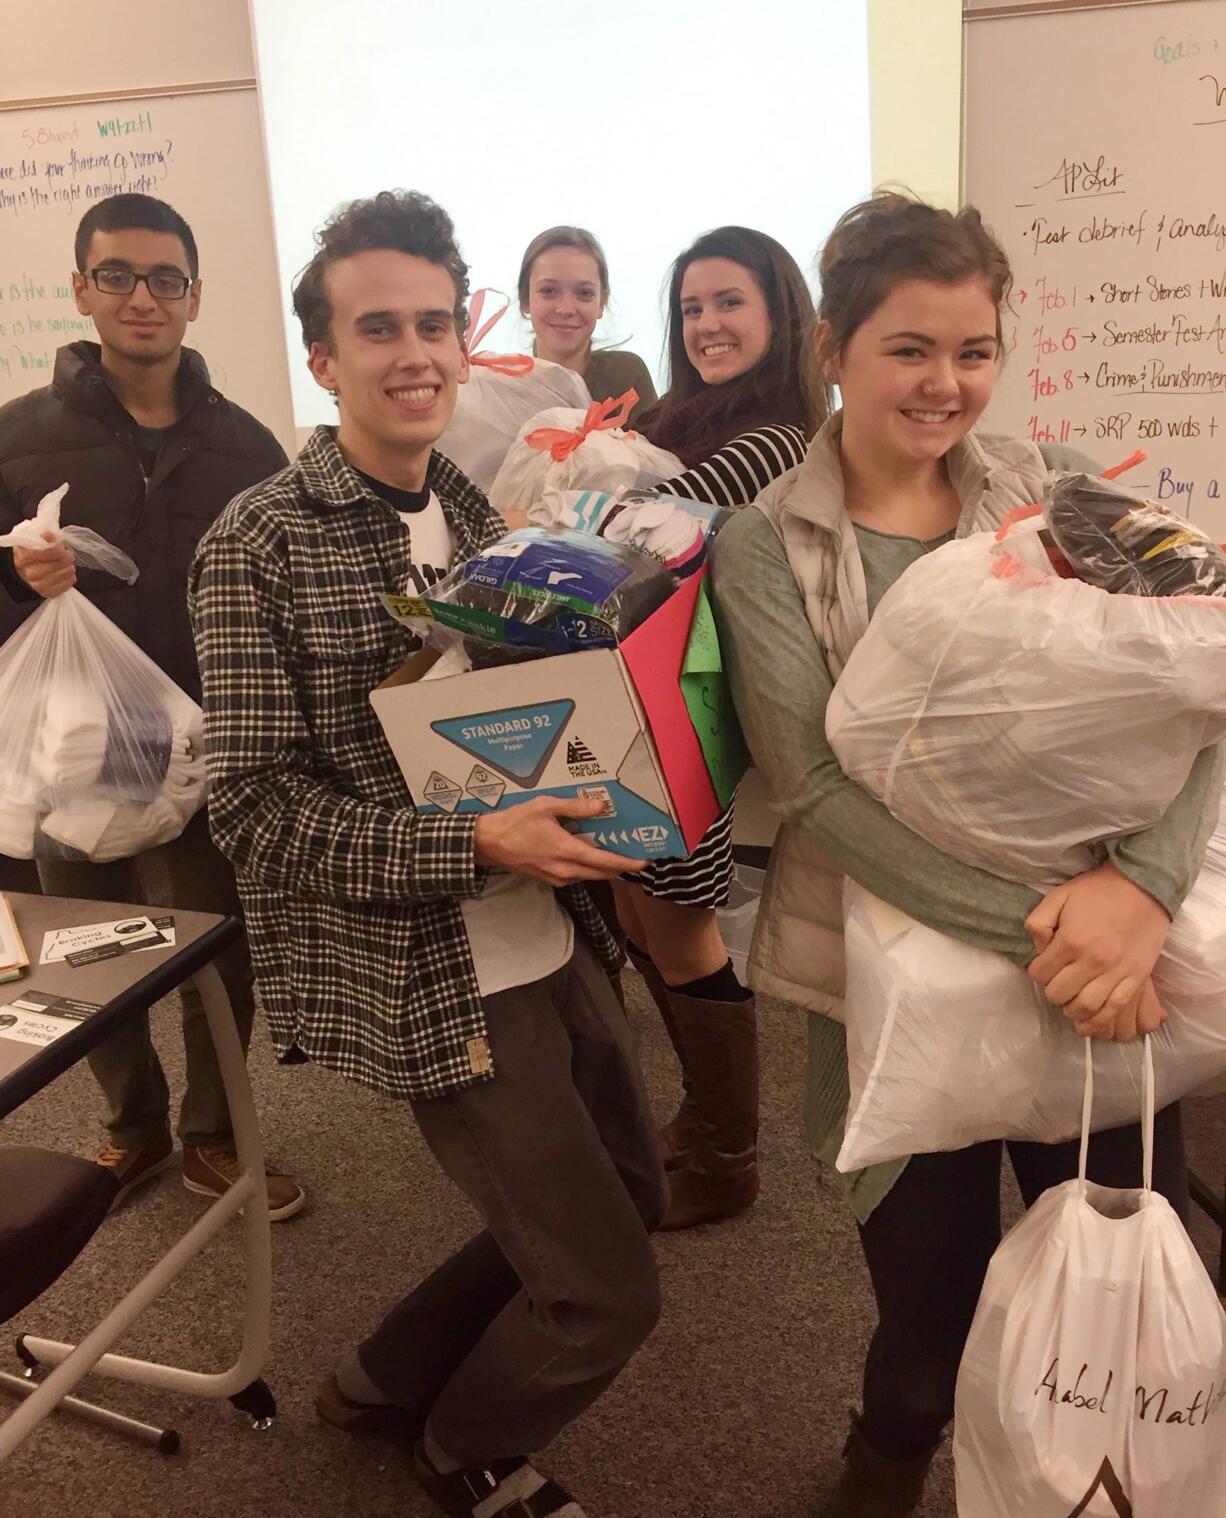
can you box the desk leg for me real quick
[0,965,273,1457]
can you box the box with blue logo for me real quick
[370,570,727,861]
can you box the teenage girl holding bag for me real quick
[710,191,1218,1515]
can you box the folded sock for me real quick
[674,958,749,1003]
[334,1350,390,1407]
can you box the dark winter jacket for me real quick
[0,342,286,702]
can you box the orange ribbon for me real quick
[1101,448,1147,481]
[464,289,535,377]
[524,389,639,462]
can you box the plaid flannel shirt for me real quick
[188,426,622,1102]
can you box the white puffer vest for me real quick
[747,413,1050,1019]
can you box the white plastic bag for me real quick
[827,512,1226,884]
[954,1043,1226,1516]
[0,484,206,862]
[434,290,592,491]
[838,808,1226,1170]
[528,489,722,578]
[488,392,682,515]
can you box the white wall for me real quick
[250,0,873,429]
[0,0,255,101]
[867,0,962,206]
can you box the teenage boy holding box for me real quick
[188,189,664,1518]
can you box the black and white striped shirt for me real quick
[637,423,809,907]
[657,424,808,511]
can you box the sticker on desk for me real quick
[40,914,176,967]
[0,990,100,1047]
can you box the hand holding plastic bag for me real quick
[954,1042,1226,1516]
[838,805,1226,1169]
[1,480,140,587]
[0,485,206,862]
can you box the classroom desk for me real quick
[0,891,273,1460]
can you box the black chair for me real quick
[0,1146,179,1450]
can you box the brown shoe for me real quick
[182,1144,306,1222]
[626,943,699,1170]
[659,990,759,1230]
[314,1372,421,1443]
[818,1413,937,1516]
[95,1134,175,1205]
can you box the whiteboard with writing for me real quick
[964,0,1226,536]
[0,88,294,452]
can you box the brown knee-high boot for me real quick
[818,1413,937,1516]
[659,989,759,1230]
[625,944,698,1169]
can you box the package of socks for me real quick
[1044,470,1226,597]
[370,568,745,861]
[410,527,676,666]
[0,485,206,862]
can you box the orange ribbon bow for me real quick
[523,389,640,462]
[464,289,535,376]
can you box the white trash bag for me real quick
[435,290,592,492]
[827,509,1226,884]
[527,488,723,579]
[0,484,206,862]
[954,1042,1226,1517]
[487,390,682,516]
[838,807,1226,1171]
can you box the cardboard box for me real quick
[370,570,721,860]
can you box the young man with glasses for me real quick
[0,193,304,1219]
[189,189,665,1518]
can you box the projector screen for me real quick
[250,0,871,433]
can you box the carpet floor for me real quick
[1,968,1222,1518]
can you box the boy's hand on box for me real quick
[474,796,645,885]
[1025,861,1170,1036]
[12,532,76,598]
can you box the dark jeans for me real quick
[36,811,255,1149]
[857,1105,1188,1460]
[358,940,667,1464]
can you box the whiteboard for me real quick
[964,0,1226,537]
[0,87,295,454]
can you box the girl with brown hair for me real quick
[517,225,656,422]
[612,225,820,1231]
[711,191,1213,1514]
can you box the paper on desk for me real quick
[0,989,100,1047]
[41,913,176,966]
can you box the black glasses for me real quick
[87,267,193,300]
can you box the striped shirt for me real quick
[637,423,809,907]
[188,426,620,1103]
[657,424,808,510]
